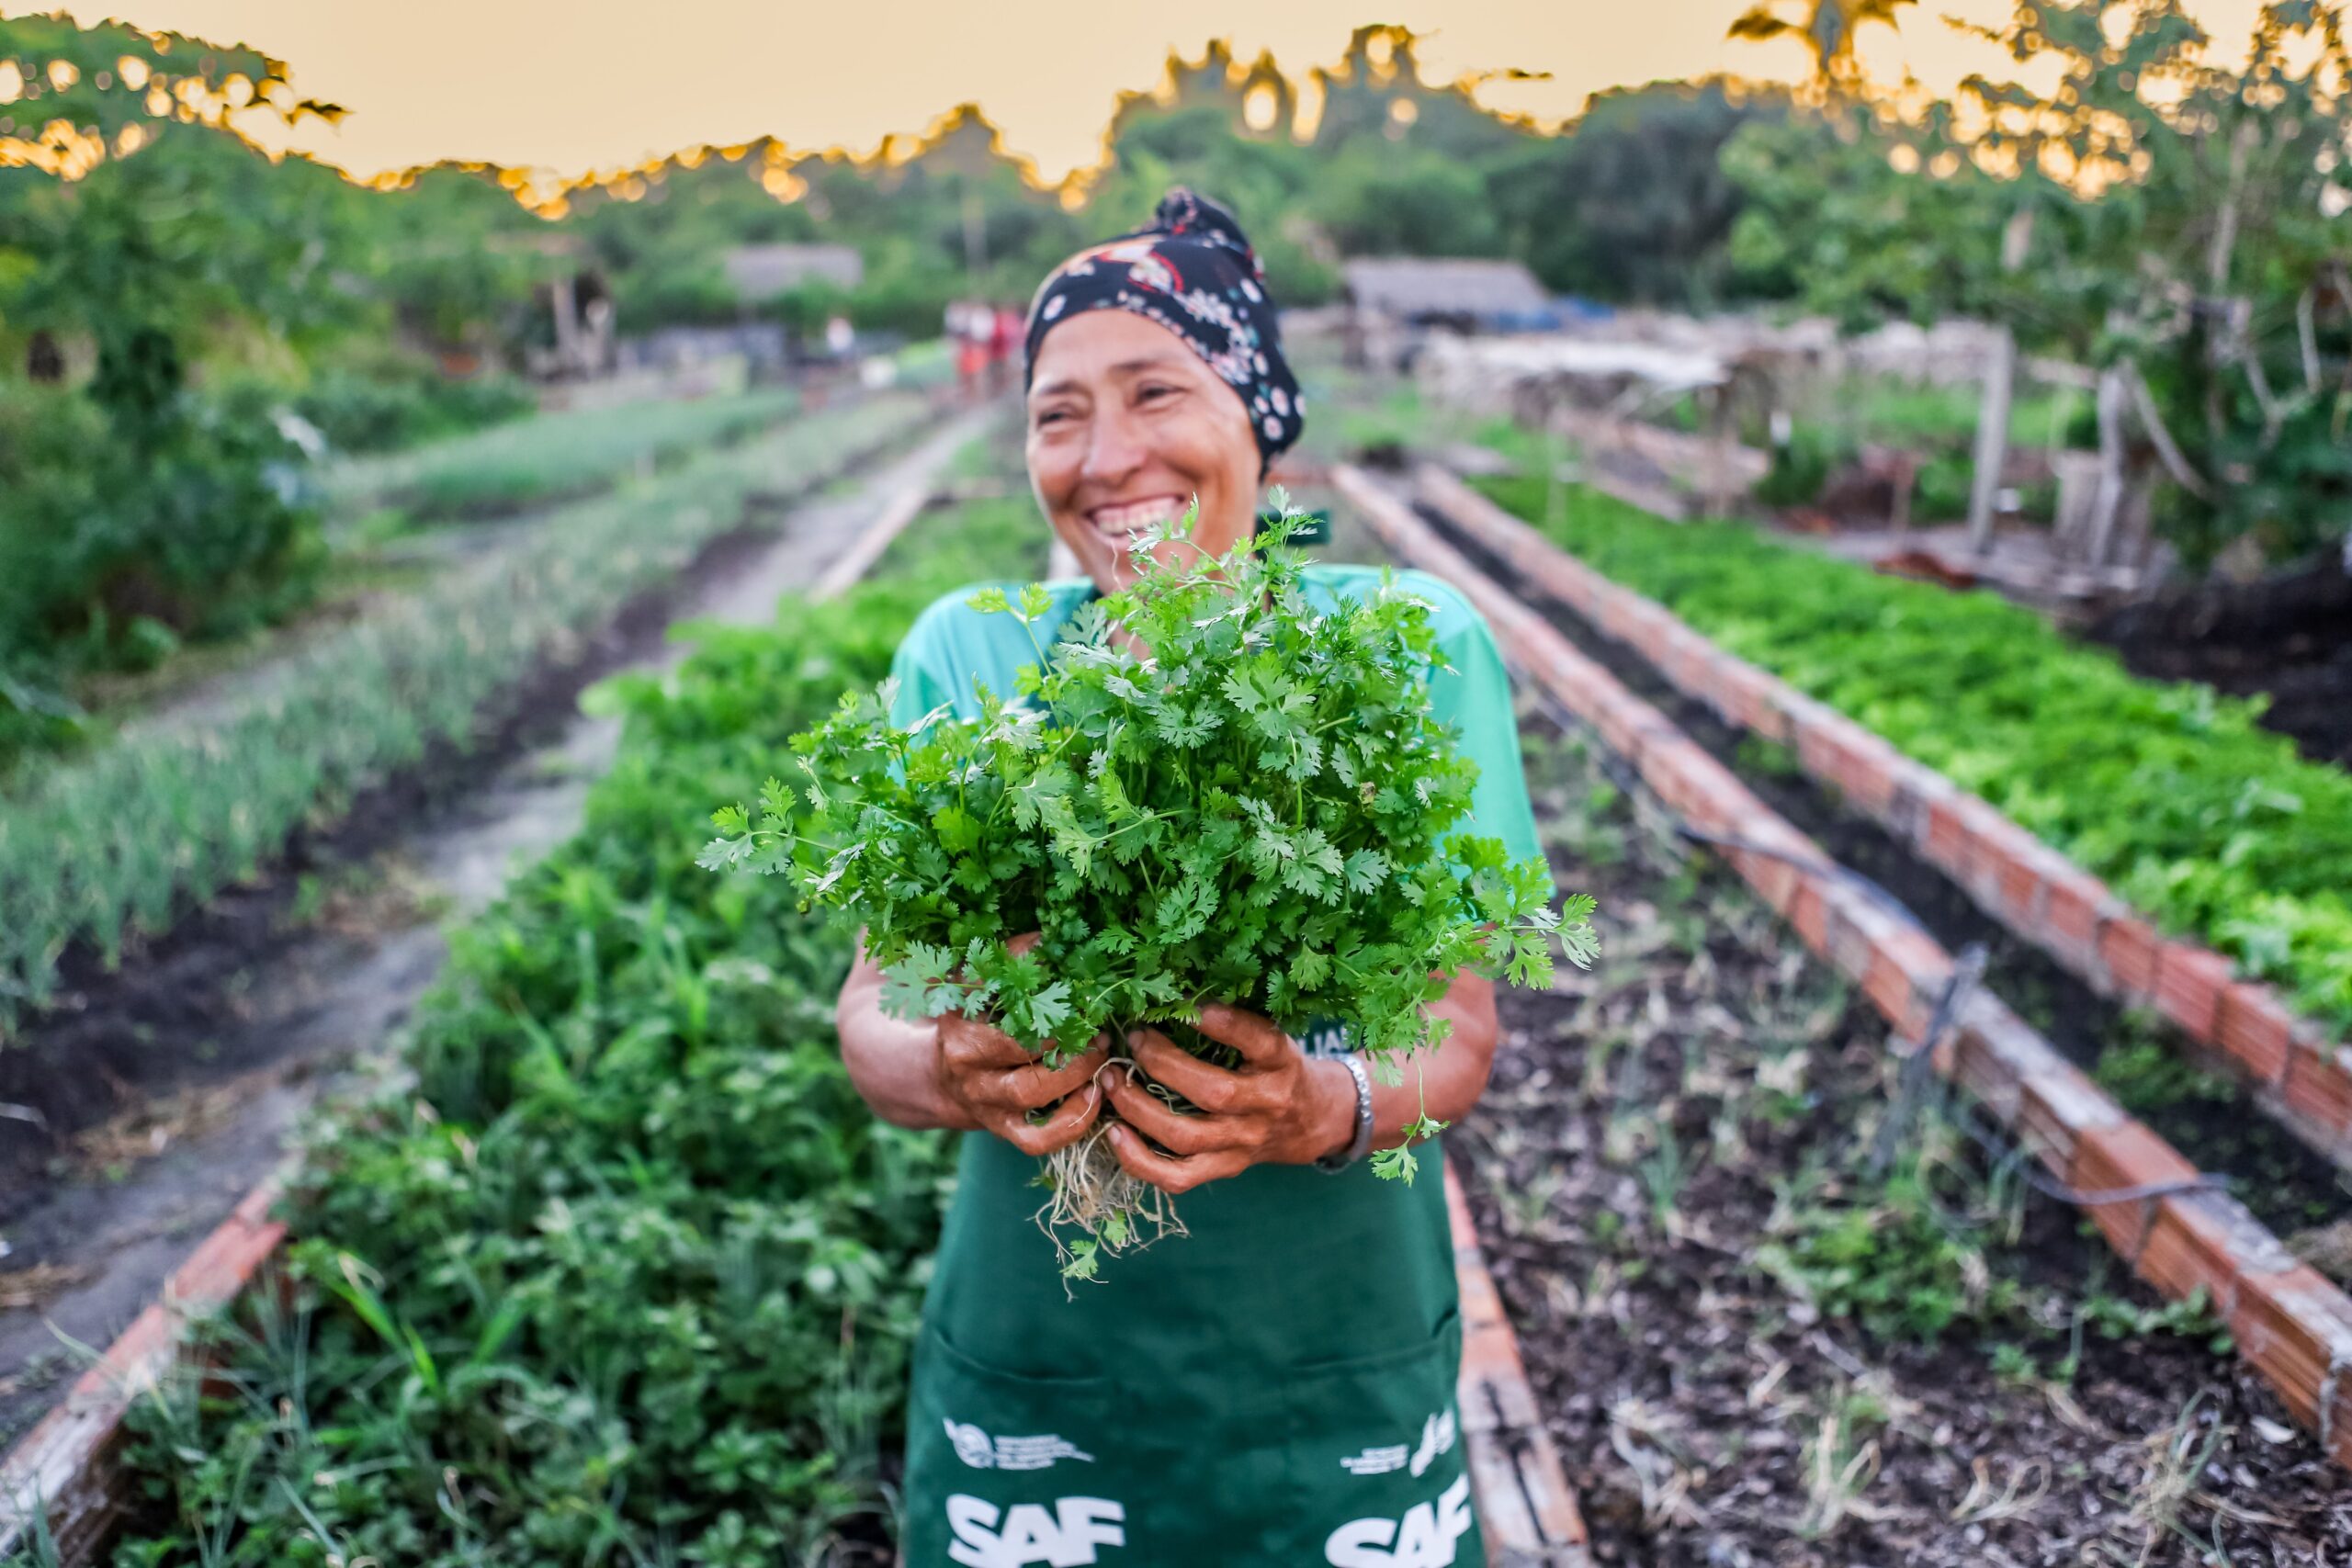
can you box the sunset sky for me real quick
[52,0,2277,184]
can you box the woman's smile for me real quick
[1083,493,1188,545]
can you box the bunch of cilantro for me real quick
[705,499,1594,1258]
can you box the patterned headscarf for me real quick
[1024,188,1306,468]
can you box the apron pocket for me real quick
[904,1324,1136,1568]
[1276,1311,1484,1568]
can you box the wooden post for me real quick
[2085,365,2129,569]
[1544,384,1566,532]
[1966,208,2037,556]
[1964,326,2016,555]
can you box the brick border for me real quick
[1447,1164,1592,1566]
[1335,461,2352,1471]
[0,1173,286,1562]
[0,467,984,1565]
[1406,461,2352,1172]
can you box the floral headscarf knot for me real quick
[1024,187,1305,467]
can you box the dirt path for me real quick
[1453,716,2351,1566]
[0,408,998,1446]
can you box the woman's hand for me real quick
[1101,1003,1354,1194]
[934,1013,1110,1156]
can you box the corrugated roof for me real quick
[721,243,865,299]
[1341,256,1551,319]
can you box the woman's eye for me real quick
[1137,383,1180,404]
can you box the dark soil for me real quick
[1421,498,2350,1244]
[0,434,904,1215]
[2087,555,2352,770]
[1456,718,2352,1567]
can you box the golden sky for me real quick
[53,0,2274,183]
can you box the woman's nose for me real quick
[1081,405,1147,484]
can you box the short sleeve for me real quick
[888,598,956,730]
[1418,587,1546,874]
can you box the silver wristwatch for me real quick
[1315,1055,1375,1174]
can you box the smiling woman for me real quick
[830,189,1553,1566]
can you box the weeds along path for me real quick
[0,406,1000,1454]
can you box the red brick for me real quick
[2098,912,2162,1000]
[2135,1190,2256,1319]
[2214,983,2296,1086]
[1885,761,1951,847]
[2154,942,2234,1043]
[1818,887,1884,987]
[2231,1265,2352,1432]
[1949,992,2047,1121]
[1729,820,1815,914]
[1922,795,1972,880]
[2280,1038,2352,1137]
[1864,924,1953,1042]
[1685,767,1760,839]
[1656,624,1710,698]
[1789,878,1830,954]
[2015,1064,2124,1177]
[2068,1122,2199,1261]
[1642,738,1721,827]
[1720,661,1792,744]
[1837,734,1906,822]
[2040,866,2110,975]
[1996,840,2051,930]
[1968,811,2041,916]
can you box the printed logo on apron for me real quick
[1340,1406,1457,1477]
[945,1495,1126,1567]
[1323,1473,1476,1568]
[944,1416,1095,1471]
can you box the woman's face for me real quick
[1024,309,1262,594]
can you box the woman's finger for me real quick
[1191,1003,1296,1066]
[989,1040,1111,1110]
[1126,1028,1243,1112]
[940,1012,1035,1069]
[1105,1124,1245,1196]
[993,1081,1102,1158]
[1102,1071,1224,1156]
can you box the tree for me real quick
[1727,0,1918,99]
[1492,81,1785,303]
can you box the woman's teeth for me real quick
[1089,498,1183,536]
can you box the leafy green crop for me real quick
[0,393,927,1040]
[707,496,1595,1264]
[326,384,810,525]
[1473,448,2352,1036]
[103,491,1046,1567]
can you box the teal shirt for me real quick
[888,564,1545,875]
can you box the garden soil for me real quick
[1455,718,2352,1567]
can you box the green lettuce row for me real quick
[105,495,1047,1565]
[326,383,812,523]
[1473,463,2352,1033]
[0,394,927,1037]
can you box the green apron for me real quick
[901,1127,1478,1568]
[886,566,1542,1568]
